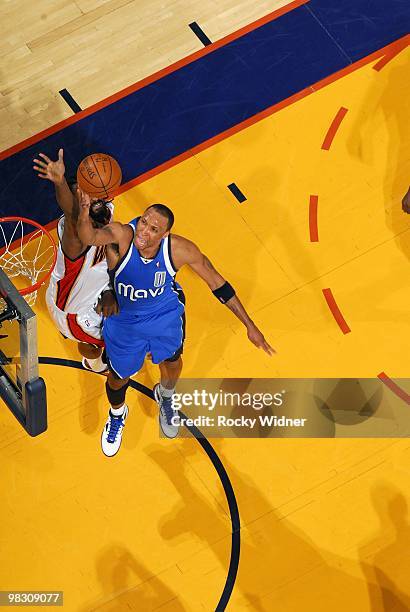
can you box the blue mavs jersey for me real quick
[112,217,183,316]
[103,218,185,378]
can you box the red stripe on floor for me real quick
[373,34,409,71]
[377,372,410,405]
[0,0,309,161]
[1,34,406,174]
[322,288,351,334]
[321,107,348,150]
[309,195,319,242]
[117,34,408,195]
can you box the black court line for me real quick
[227,183,247,203]
[39,357,240,610]
[59,89,82,114]
[189,22,212,46]
[185,423,240,611]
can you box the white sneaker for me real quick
[82,357,108,375]
[101,405,129,457]
[153,384,179,439]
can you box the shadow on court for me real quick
[359,484,410,611]
[347,49,410,260]
[143,437,392,611]
[79,545,186,611]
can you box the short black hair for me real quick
[146,204,174,231]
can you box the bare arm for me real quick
[77,189,129,248]
[33,149,75,216]
[173,237,275,355]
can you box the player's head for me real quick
[135,204,174,251]
[146,204,174,230]
[88,198,113,227]
[66,176,113,227]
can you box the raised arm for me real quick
[33,149,75,216]
[173,236,275,355]
[77,189,130,249]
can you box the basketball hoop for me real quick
[0,217,57,306]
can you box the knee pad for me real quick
[106,380,129,406]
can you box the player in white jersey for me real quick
[33,149,118,373]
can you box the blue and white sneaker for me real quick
[153,384,179,439]
[101,405,129,457]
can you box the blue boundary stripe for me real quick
[0,0,408,226]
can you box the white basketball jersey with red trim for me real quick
[46,216,110,314]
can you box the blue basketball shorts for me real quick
[102,302,185,379]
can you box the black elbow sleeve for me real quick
[212,281,235,304]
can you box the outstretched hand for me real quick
[33,149,65,184]
[247,324,276,356]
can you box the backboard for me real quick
[0,268,47,436]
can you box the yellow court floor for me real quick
[0,45,410,611]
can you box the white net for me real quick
[0,218,56,306]
[0,296,8,315]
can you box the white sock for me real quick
[111,404,125,416]
[86,355,106,373]
[159,384,175,398]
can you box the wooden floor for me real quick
[1,1,410,610]
[0,0,290,152]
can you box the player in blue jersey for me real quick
[77,191,274,456]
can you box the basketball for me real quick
[76,153,122,199]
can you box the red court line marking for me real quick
[378,372,410,405]
[1,19,406,164]
[115,86,314,194]
[1,31,407,196]
[309,195,319,242]
[103,35,410,195]
[322,288,351,334]
[321,107,348,150]
[373,34,409,71]
[0,0,308,161]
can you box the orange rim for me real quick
[0,216,57,296]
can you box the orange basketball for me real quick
[76,153,122,199]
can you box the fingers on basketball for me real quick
[78,188,91,206]
[77,153,122,200]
